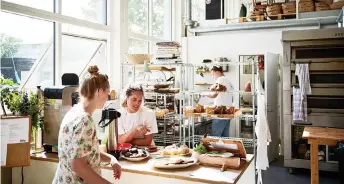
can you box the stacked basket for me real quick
[282,1,296,14]
[299,0,315,13]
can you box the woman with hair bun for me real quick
[116,84,158,146]
[53,65,121,184]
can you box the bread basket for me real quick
[125,54,153,64]
[315,2,330,11]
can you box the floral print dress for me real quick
[53,104,101,184]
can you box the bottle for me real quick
[36,86,44,150]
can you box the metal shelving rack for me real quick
[120,61,259,152]
[182,61,258,151]
[120,62,191,145]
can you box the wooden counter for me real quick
[29,151,254,184]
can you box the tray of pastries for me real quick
[184,104,241,119]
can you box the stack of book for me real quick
[155,42,181,60]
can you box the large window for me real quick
[0,12,54,87]
[128,0,172,54]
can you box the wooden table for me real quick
[15,150,255,184]
[302,126,344,184]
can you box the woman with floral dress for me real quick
[53,65,121,184]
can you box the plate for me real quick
[150,156,197,169]
[121,150,150,162]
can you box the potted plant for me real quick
[0,76,44,152]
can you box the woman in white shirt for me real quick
[117,84,158,146]
[206,66,234,137]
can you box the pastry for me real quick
[155,108,169,118]
[214,106,227,114]
[184,106,194,114]
[163,144,190,155]
[226,106,235,114]
[205,105,216,114]
[210,83,227,92]
[194,104,205,113]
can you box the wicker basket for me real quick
[316,0,333,5]
[125,54,153,64]
[267,4,282,15]
[331,0,344,9]
[282,2,296,14]
[299,1,315,12]
[315,2,330,11]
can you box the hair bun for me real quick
[88,65,99,75]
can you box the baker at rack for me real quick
[204,66,234,137]
[117,84,158,146]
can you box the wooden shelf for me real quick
[195,82,212,86]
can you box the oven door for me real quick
[291,39,344,114]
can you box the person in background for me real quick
[117,84,158,146]
[206,66,234,137]
[53,65,121,184]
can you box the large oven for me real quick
[282,28,344,173]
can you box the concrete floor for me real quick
[262,157,340,184]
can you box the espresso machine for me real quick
[43,74,79,152]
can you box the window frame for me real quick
[1,0,180,90]
[126,0,173,54]
[1,0,112,88]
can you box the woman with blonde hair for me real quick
[53,65,121,184]
[117,84,158,146]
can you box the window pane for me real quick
[0,12,54,87]
[152,0,172,40]
[128,0,148,35]
[62,0,107,24]
[128,38,149,54]
[79,42,107,82]
[5,0,53,11]
[61,35,105,76]
[192,0,206,21]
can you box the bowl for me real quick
[125,54,153,64]
[117,143,132,151]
